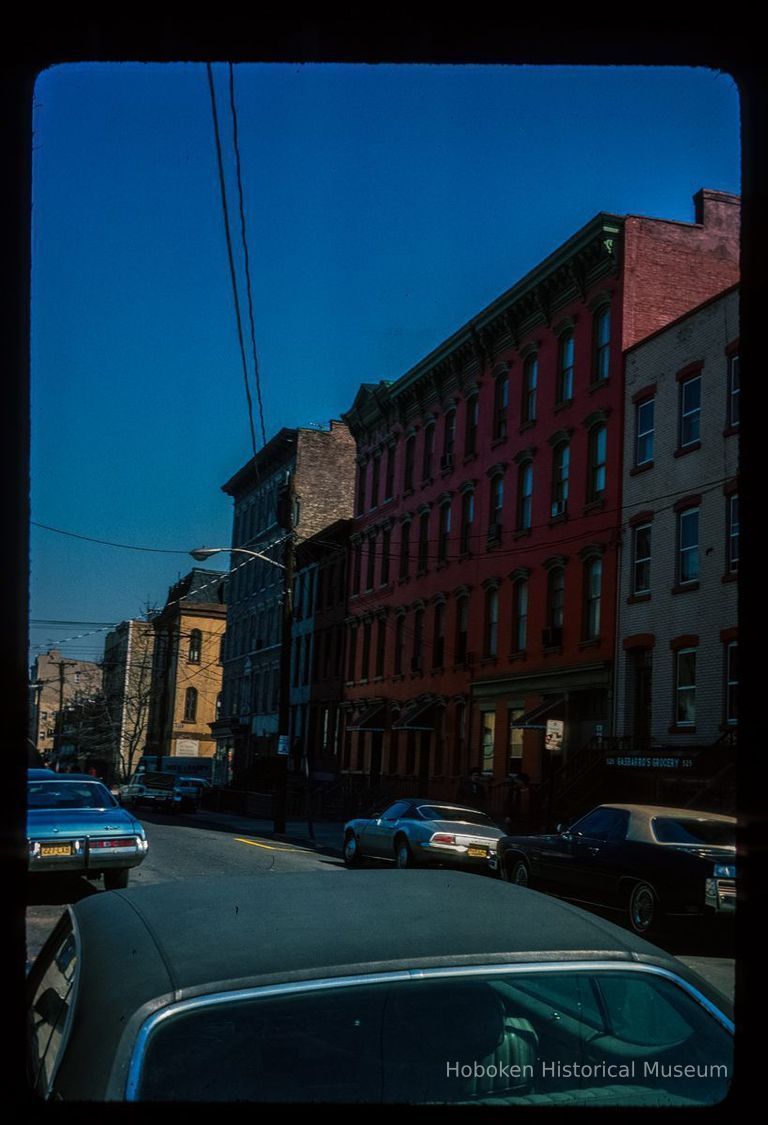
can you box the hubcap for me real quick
[631,886,654,930]
[397,846,409,868]
[513,864,528,886]
[345,836,356,860]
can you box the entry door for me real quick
[633,650,653,750]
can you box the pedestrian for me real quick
[457,766,488,809]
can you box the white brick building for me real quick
[615,285,738,748]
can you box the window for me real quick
[493,372,508,439]
[481,711,495,773]
[547,567,565,630]
[403,435,415,492]
[484,588,499,657]
[728,353,740,428]
[412,608,424,671]
[356,462,368,515]
[728,495,739,572]
[381,527,391,585]
[394,615,405,675]
[417,511,430,573]
[375,618,386,677]
[488,475,503,539]
[422,423,435,481]
[587,424,607,501]
[433,602,445,668]
[508,710,524,775]
[512,579,528,652]
[593,305,611,382]
[187,629,202,663]
[455,595,469,663]
[370,454,381,509]
[361,622,372,681]
[352,542,362,594]
[517,462,533,530]
[551,443,569,517]
[365,535,376,590]
[399,521,411,580]
[384,444,395,500]
[522,355,537,424]
[437,501,451,563]
[183,688,198,722]
[635,397,654,466]
[632,524,652,595]
[678,508,700,584]
[583,558,602,640]
[679,375,702,448]
[464,394,478,457]
[302,635,311,685]
[347,626,357,681]
[460,490,474,554]
[443,408,456,458]
[558,332,574,403]
[726,641,738,725]
[675,648,696,726]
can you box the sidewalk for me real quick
[191,806,345,856]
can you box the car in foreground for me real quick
[27,871,733,1104]
[27,773,148,890]
[343,799,504,869]
[493,803,736,935]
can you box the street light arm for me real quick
[189,546,285,570]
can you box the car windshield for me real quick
[134,969,732,1105]
[417,805,495,827]
[27,781,117,810]
[651,817,735,846]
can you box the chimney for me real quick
[693,188,740,230]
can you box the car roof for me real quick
[59,871,730,1099]
[27,768,57,778]
[585,803,735,824]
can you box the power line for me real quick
[31,522,191,553]
[206,62,259,461]
[228,62,267,447]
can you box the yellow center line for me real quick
[233,837,303,852]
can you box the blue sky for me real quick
[29,63,740,663]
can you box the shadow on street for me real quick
[26,873,101,906]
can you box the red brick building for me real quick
[340,189,739,817]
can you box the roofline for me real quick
[221,428,297,495]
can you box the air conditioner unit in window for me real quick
[487,522,502,542]
[551,499,568,518]
[440,453,454,471]
[542,626,563,648]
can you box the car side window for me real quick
[571,808,628,842]
[28,925,78,1095]
[381,802,410,820]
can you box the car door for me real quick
[567,808,630,902]
[358,801,412,858]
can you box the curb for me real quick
[191,811,344,857]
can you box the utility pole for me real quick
[273,469,295,833]
[53,659,77,769]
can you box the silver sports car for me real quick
[27,772,149,890]
[343,798,504,869]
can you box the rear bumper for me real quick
[705,878,736,915]
[28,837,148,874]
[416,841,496,867]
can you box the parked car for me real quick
[118,771,190,812]
[492,803,736,935]
[176,776,212,810]
[27,772,148,890]
[343,799,505,869]
[26,871,733,1104]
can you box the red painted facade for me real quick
[341,191,739,817]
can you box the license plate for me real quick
[41,844,73,857]
[467,846,488,858]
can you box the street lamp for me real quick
[190,546,285,569]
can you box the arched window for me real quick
[460,490,474,554]
[517,461,533,530]
[488,474,504,540]
[417,510,430,573]
[394,614,406,675]
[464,394,479,457]
[551,443,570,517]
[187,629,201,666]
[432,601,446,668]
[403,434,416,492]
[583,558,603,640]
[399,520,411,580]
[512,578,528,653]
[455,595,469,663]
[484,587,499,658]
[443,408,456,461]
[412,608,425,671]
[184,687,198,722]
[437,500,451,563]
[547,567,565,647]
[587,424,607,501]
[593,305,611,382]
[422,422,435,481]
[522,355,538,423]
[493,373,509,440]
[558,331,575,403]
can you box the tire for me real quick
[394,837,414,869]
[104,869,130,891]
[628,880,658,935]
[507,859,530,887]
[343,832,363,867]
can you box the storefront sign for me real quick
[545,720,564,751]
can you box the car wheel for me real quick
[394,838,414,869]
[507,859,530,887]
[104,869,130,891]
[343,832,363,867]
[628,880,658,934]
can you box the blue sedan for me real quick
[27,773,148,890]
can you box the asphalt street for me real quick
[26,807,736,1003]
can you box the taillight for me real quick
[431,833,456,845]
[90,838,130,849]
